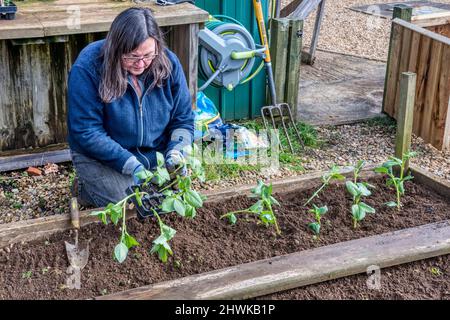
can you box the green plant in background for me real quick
[221,181,281,235]
[374,151,417,210]
[308,204,328,236]
[91,150,206,264]
[304,165,345,206]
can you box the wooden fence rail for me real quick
[383,18,450,150]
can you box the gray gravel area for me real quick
[1,119,448,224]
[281,0,450,61]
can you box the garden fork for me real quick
[253,0,304,153]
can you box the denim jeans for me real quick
[71,150,134,207]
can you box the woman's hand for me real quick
[165,150,187,178]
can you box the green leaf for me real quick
[228,213,237,225]
[186,205,196,218]
[114,243,128,263]
[161,197,175,213]
[374,166,389,174]
[135,169,153,181]
[359,202,375,214]
[346,181,359,197]
[123,233,139,249]
[260,211,275,225]
[352,204,365,221]
[185,189,203,208]
[269,196,280,206]
[249,200,264,213]
[403,175,414,181]
[173,198,186,217]
[134,188,143,207]
[161,225,176,241]
[251,181,264,196]
[385,201,397,207]
[156,152,165,167]
[156,167,171,185]
[308,222,321,235]
[317,205,328,216]
[357,183,371,197]
[109,204,123,225]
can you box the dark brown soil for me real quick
[0,177,449,300]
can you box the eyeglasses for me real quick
[122,52,158,65]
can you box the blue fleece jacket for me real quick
[67,40,194,176]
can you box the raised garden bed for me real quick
[0,165,449,300]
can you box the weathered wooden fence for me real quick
[0,1,207,153]
[383,18,450,150]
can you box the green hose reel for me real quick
[198,15,265,92]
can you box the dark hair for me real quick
[99,7,172,103]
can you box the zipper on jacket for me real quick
[128,78,151,169]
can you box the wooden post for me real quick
[286,18,304,120]
[382,5,413,114]
[395,72,416,168]
[170,23,200,107]
[307,0,326,65]
[269,18,290,103]
[393,5,413,22]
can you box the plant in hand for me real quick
[304,165,345,206]
[220,181,281,235]
[91,149,206,263]
[308,204,328,236]
[374,151,417,210]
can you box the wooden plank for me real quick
[97,220,450,300]
[0,149,71,172]
[269,18,290,103]
[0,166,381,249]
[407,30,421,72]
[410,165,450,199]
[413,35,432,135]
[420,40,443,141]
[395,72,416,167]
[393,18,450,46]
[280,0,303,18]
[382,22,404,116]
[288,0,322,19]
[429,45,450,149]
[414,16,450,28]
[170,23,200,106]
[427,24,450,38]
[286,18,303,119]
[306,0,326,65]
[0,2,209,40]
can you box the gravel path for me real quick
[281,0,450,61]
[1,119,448,224]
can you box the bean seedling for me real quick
[374,151,417,210]
[91,149,206,264]
[221,181,281,235]
[308,204,328,235]
[304,165,345,206]
[346,181,375,228]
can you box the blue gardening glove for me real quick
[165,150,187,178]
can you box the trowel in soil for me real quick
[64,197,89,288]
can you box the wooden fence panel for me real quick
[383,19,450,150]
